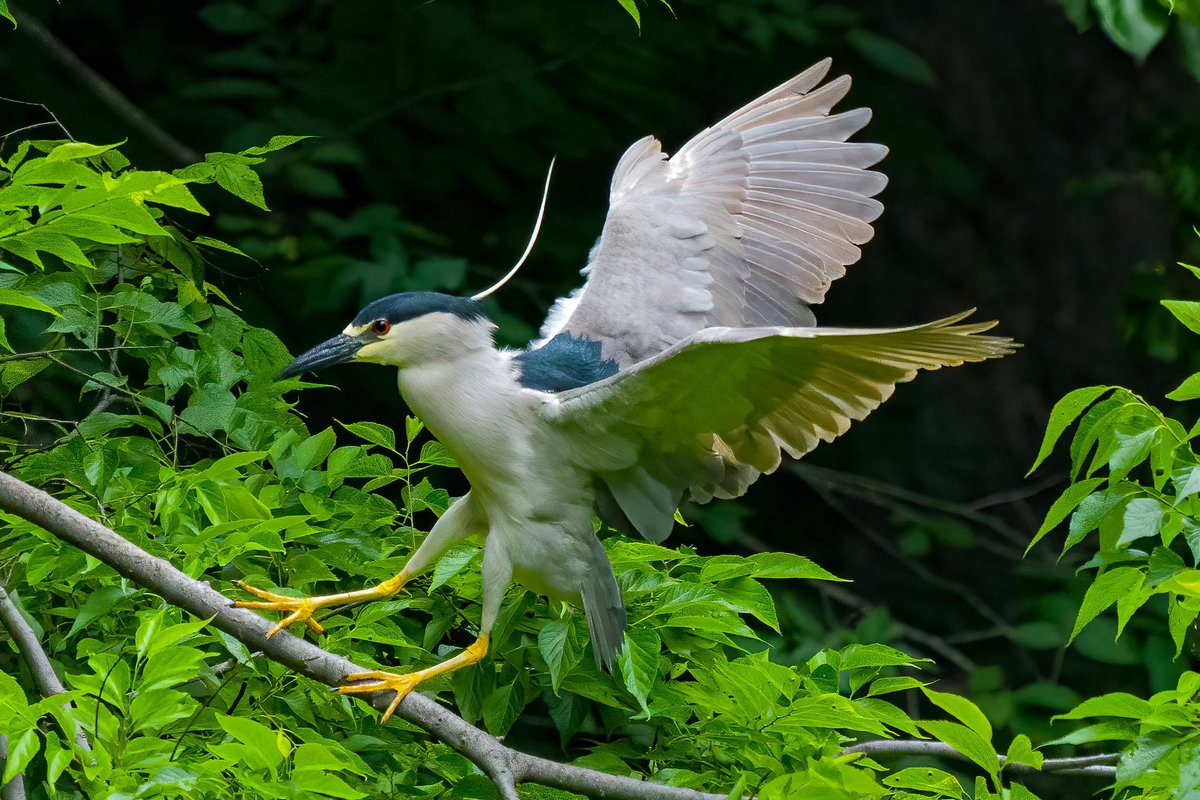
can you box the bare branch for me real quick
[841,739,1118,778]
[11,7,199,164]
[0,580,92,754]
[0,471,737,800]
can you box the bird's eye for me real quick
[371,319,391,336]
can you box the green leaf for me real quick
[538,620,582,694]
[841,643,931,671]
[339,420,397,451]
[1,728,39,784]
[618,627,660,712]
[43,731,71,786]
[922,687,993,740]
[1028,385,1113,475]
[193,235,252,258]
[241,135,311,156]
[918,719,1001,776]
[1064,485,1137,554]
[772,694,888,734]
[700,551,840,582]
[616,0,641,28]
[866,676,928,697]
[405,416,424,445]
[214,713,289,771]
[1094,0,1170,60]
[1054,692,1153,720]
[68,584,134,636]
[429,545,480,590]
[1003,734,1044,771]
[1071,566,1144,641]
[1167,372,1200,401]
[1167,596,1200,655]
[214,163,268,210]
[1027,477,1105,553]
[1114,496,1164,546]
[1163,298,1200,334]
[44,141,123,161]
[882,767,966,797]
[419,440,457,467]
[293,427,336,470]
[140,646,208,692]
[481,680,525,735]
[0,288,62,316]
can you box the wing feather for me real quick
[538,59,888,366]
[544,314,1016,539]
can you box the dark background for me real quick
[6,0,1200,771]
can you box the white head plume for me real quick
[471,157,556,302]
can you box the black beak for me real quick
[279,334,362,379]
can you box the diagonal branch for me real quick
[0,470,735,800]
[0,581,92,755]
[11,7,199,165]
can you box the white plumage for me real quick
[237,61,1016,720]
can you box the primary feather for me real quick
[537,58,889,366]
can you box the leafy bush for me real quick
[0,134,1197,798]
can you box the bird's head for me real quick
[279,292,493,378]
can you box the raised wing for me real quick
[536,59,888,367]
[543,313,1016,541]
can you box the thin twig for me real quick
[0,581,93,754]
[0,470,740,800]
[0,94,73,158]
[812,582,976,673]
[11,7,199,164]
[790,463,1029,556]
[0,346,155,365]
[797,468,1025,642]
[840,739,1117,777]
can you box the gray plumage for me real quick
[255,61,1015,697]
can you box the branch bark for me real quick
[0,471,735,800]
[0,581,92,755]
[841,739,1118,777]
[11,7,200,165]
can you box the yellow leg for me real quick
[338,634,490,722]
[233,571,409,637]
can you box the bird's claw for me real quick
[337,670,424,722]
[232,580,325,636]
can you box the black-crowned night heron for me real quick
[235,60,1015,720]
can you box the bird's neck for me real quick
[394,324,527,489]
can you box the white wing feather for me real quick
[544,314,1016,541]
[539,59,888,365]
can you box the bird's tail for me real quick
[581,538,626,671]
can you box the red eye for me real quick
[371,319,391,336]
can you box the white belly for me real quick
[397,359,600,602]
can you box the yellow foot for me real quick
[337,635,489,723]
[338,670,425,722]
[232,581,324,637]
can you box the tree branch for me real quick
[841,739,1118,778]
[11,7,200,165]
[0,470,735,800]
[0,581,92,755]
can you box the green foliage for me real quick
[0,134,1011,800]
[1030,251,1200,795]
[1056,0,1200,79]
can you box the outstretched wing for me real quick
[543,313,1016,542]
[536,59,888,367]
